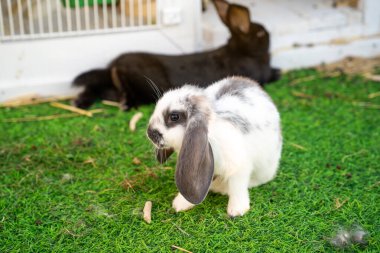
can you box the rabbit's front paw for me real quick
[172,193,195,212]
[227,197,250,217]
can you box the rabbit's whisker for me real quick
[143,76,159,100]
[145,79,160,100]
[144,76,162,100]
[149,77,163,97]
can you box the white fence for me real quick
[0,0,158,41]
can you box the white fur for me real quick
[148,77,282,217]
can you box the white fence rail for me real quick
[0,0,158,41]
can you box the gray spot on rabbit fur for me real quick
[216,76,258,101]
[185,95,211,120]
[217,110,251,134]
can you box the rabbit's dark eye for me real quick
[164,110,186,128]
[170,112,180,122]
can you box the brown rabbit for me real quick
[72,0,280,110]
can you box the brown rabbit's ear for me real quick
[213,0,229,25]
[156,148,174,164]
[175,118,214,205]
[227,4,251,34]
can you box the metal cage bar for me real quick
[6,0,15,36]
[138,0,142,26]
[75,0,81,30]
[36,0,44,34]
[57,0,63,33]
[65,0,73,32]
[111,0,117,29]
[0,2,4,37]
[120,0,126,27]
[129,0,134,27]
[17,0,25,35]
[27,0,35,35]
[93,0,99,30]
[84,0,90,30]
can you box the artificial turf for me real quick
[0,69,379,252]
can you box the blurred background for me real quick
[1,0,379,102]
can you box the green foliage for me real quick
[1,70,379,252]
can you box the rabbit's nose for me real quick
[147,127,162,145]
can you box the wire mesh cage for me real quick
[0,0,158,41]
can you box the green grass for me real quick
[1,70,379,252]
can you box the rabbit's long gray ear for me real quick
[227,4,251,34]
[213,0,229,25]
[175,110,214,205]
[156,148,174,164]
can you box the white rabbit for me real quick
[147,76,282,217]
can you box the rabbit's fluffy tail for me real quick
[73,69,112,88]
[72,69,116,109]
